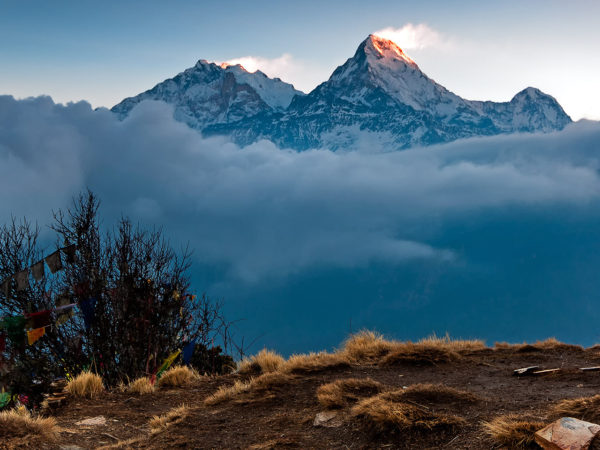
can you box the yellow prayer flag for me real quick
[156,349,182,378]
[57,309,74,326]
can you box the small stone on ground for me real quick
[75,415,106,426]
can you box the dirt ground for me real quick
[6,345,600,449]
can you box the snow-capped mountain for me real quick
[113,35,571,150]
[112,60,303,129]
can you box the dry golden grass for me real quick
[0,406,60,441]
[341,330,395,363]
[149,404,189,434]
[280,352,350,374]
[340,331,485,366]
[127,377,155,395]
[97,437,144,449]
[236,332,487,379]
[397,383,481,404]
[205,372,294,406]
[157,366,200,388]
[65,370,104,399]
[495,338,583,353]
[317,378,384,409]
[380,344,460,366]
[549,394,600,423]
[237,349,285,375]
[482,414,546,448]
[351,392,466,433]
[416,333,486,352]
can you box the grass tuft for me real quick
[237,349,285,375]
[380,345,459,366]
[157,366,200,388]
[127,377,155,395]
[550,394,600,423]
[149,404,189,434]
[317,378,384,409]
[397,383,481,405]
[416,333,486,352]
[352,392,465,433]
[482,414,545,448]
[65,370,104,399]
[494,338,583,353]
[204,372,294,406]
[281,352,350,374]
[0,406,59,441]
[341,330,395,363]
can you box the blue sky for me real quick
[1,0,599,119]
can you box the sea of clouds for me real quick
[2,95,600,352]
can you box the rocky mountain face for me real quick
[113,35,571,150]
[112,60,303,129]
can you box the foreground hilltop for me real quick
[6,332,600,449]
[113,35,571,150]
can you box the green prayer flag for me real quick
[0,391,11,408]
[1,316,26,347]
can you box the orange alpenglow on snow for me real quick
[368,34,416,66]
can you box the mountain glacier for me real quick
[112,35,571,150]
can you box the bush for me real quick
[0,191,235,403]
[188,344,235,375]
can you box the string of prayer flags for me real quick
[56,294,71,308]
[55,302,77,312]
[55,298,77,326]
[27,327,45,346]
[156,349,181,379]
[1,279,10,298]
[14,269,29,291]
[63,244,77,264]
[31,260,45,281]
[0,244,77,303]
[79,297,96,330]
[24,310,52,330]
[45,250,63,274]
[182,341,195,366]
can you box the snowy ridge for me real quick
[112,60,303,130]
[113,35,571,151]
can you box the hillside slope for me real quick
[7,334,600,449]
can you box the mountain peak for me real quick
[363,34,416,66]
[114,37,572,151]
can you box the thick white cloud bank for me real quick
[3,95,600,352]
[1,95,599,280]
